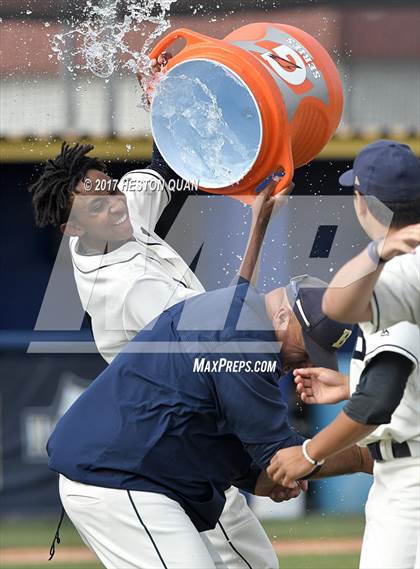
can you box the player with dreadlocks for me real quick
[29,140,172,252]
[30,142,107,229]
[28,128,209,358]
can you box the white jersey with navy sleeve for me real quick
[350,321,420,446]
[352,323,420,569]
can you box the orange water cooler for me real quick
[149,23,343,202]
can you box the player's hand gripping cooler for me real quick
[149,23,344,203]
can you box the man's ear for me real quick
[272,306,292,332]
[353,190,367,218]
[60,221,85,237]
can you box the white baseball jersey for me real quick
[361,247,420,336]
[70,169,204,363]
[350,321,420,446]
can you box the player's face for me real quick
[69,170,134,245]
[353,191,387,240]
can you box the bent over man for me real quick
[47,274,368,568]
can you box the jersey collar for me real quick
[70,234,148,274]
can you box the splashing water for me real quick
[51,0,176,107]
[155,73,254,185]
[164,74,250,181]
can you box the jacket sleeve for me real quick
[231,462,262,494]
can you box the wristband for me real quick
[367,238,386,266]
[302,439,325,467]
[299,464,323,481]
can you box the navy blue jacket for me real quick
[48,282,304,531]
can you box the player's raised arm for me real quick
[322,224,420,325]
[235,175,293,285]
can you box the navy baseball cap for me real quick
[286,275,354,371]
[339,140,420,202]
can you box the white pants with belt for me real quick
[360,455,420,569]
[59,475,278,569]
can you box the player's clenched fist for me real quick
[267,446,316,489]
[293,367,350,405]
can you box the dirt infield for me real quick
[274,538,361,555]
[1,539,362,565]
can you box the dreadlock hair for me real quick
[28,142,106,227]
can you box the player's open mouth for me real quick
[113,213,128,226]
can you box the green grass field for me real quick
[263,515,364,540]
[0,514,364,568]
[0,558,360,569]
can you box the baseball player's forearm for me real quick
[237,216,270,285]
[267,437,373,487]
[235,178,277,285]
[322,248,383,324]
[310,445,373,479]
[306,411,376,465]
[235,177,292,286]
[324,226,420,324]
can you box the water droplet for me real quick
[50,0,176,108]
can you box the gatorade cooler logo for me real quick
[256,39,320,95]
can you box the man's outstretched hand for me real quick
[293,367,350,405]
